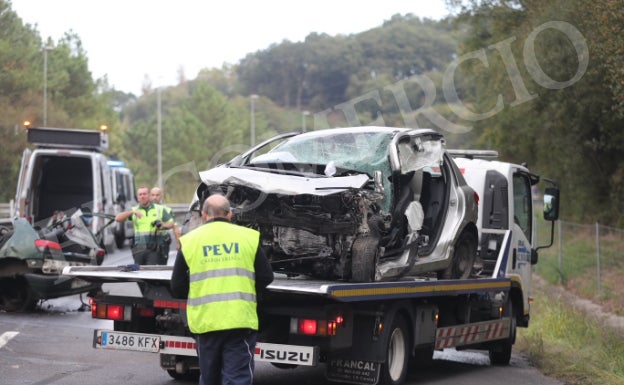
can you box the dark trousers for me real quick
[131,243,167,265]
[196,328,257,385]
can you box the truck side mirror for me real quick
[543,187,559,221]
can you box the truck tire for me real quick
[489,302,516,365]
[440,231,477,280]
[166,369,200,381]
[410,345,434,369]
[351,236,379,283]
[379,315,410,385]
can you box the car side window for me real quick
[512,172,533,240]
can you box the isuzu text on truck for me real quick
[63,131,560,385]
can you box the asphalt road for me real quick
[0,247,564,385]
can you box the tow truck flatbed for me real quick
[63,271,509,303]
[64,229,512,303]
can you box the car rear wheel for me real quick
[440,231,477,280]
[0,276,37,312]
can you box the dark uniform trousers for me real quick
[196,328,257,385]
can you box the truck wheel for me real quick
[351,236,379,283]
[410,345,434,369]
[166,369,200,381]
[440,231,477,280]
[489,303,516,365]
[379,315,410,385]
[0,276,37,312]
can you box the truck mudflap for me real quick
[435,318,511,350]
[92,329,319,366]
[326,358,381,385]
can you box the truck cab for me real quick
[451,151,560,326]
[14,126,116,251]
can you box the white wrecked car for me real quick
[186,126,478,282]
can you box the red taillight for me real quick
[296,316,343,336]
[473,191,480,205]
[91,301,130,321]
[96,249,106,257]
[153,300,187,310]
[107,304,125,321]
[299,319,317,335]
[90,298,97,317]
[139,308,155,317]
[34,239,62,252]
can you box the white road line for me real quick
[0,331,19,349]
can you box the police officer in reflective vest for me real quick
[150,186,181,251]
[115,186,174,265]
[171,194,273,385]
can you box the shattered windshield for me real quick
[251,131,393,176]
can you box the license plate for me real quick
[95,330,160,353]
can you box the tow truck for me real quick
[62,153,560,385]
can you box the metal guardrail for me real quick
[0,201,188,217]
[0,201,188,229]
[0,201,13,219]
[168,203,189,214]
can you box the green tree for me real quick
[0,0,120,201]
[451,0,624,224]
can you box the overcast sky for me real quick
[11,0,450,95]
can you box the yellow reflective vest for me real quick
[180,220,260,334]
[131,203,169,243]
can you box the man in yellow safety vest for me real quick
[115,186,174,265]
[171,194,273,385]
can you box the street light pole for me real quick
[302,110,310,132]
[157,87,163,189]
[43,44,52,127]
[250,94,258,147]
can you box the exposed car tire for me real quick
[0,227,13,248]
[489,301,516,365]
[114,226,126,249]
[440,231,477,280]
[351,236,379,282]
[0,276,37,312]
[0,225,11,236]
[379,315,410,385]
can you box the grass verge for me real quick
[516,279,624,385]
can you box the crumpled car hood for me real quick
[199,166,370,195]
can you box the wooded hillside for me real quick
[1,0,622,225]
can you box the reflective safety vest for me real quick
[131,203,167,242]
[180,220,260,334]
